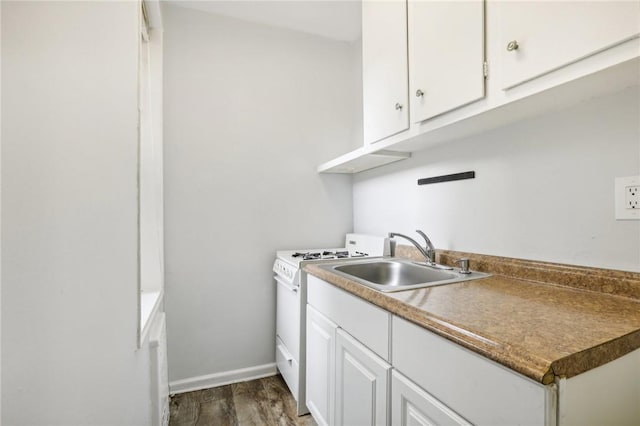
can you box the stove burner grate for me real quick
[291,250,368,261]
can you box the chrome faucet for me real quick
[388,230,437,264]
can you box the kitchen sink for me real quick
[321,258,490,292]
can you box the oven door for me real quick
[275,274,301,361]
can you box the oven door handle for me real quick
[274,275,298,293]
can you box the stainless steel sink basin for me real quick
[335,261,456,286]
[322,258,490,292]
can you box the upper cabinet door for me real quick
[499,0,640,89]
[408,0,485,123]
[362,0,409,145]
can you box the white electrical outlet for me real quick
[626,185,639,209]
[615,175,640,220]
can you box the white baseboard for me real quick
[169,363,278,395]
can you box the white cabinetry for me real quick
[408,0,485,122]
[307,274,391,361]
[391,370,471,426]
[499,0,640,89]
[393,316,555,425]
[362,0,409,144]
[307,275,640,425]
[319,0,640,174]
[335,329,391,426]
[307,275,391,425]
[362,0,485,144]
[306,305,337,426]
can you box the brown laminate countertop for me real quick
[304,250,640,385]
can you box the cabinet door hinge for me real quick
[483,61,488,78]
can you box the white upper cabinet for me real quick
[499,0,640,89]
[362,0,409,144]
[408,0,485,122]
[320,0,639,173]
[362,0,485,142]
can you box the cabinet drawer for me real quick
[308,275,391,361]
[276,337,299,398]
[392,316,555,425]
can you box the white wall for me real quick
[2,2,153,424]
[354,88,640,272]
[351,37,364,149]
[163,5,356,384]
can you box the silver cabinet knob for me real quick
[507,40,519,51]
[415,89,424,98]
[395,103,403,110]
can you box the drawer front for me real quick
[308,275,391,361]
[276,337,299,398]
[392,316,555,426]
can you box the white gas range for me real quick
[273,234,390,416]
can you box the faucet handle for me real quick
[415,230,430,245]
[455,258,471,274]
[415,230,436,262]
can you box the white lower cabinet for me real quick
[392,370,470,426]
[306,305,337,426]
[393,316,554,426]
[307,275,391,425]
[307,276,552,426]
[335,329,391,426]
[307,276,640,426]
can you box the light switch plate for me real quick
[615,175,640,220]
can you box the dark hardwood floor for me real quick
[169,375,317,426]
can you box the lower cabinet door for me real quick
[306,305,337,426]
[335,329,391,426]
[392,370,471,426]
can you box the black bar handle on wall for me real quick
[417,171,475,186]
